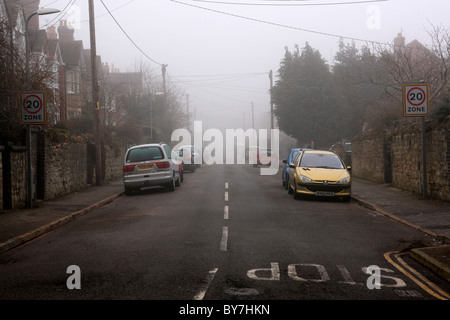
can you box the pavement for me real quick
[0,175,449,283]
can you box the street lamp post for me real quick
[25,8,60,208]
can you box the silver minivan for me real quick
[122,142,182,195]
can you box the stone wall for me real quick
[10,150,27,209]
[43,137,88,200]
[351,136,386,184]
[1,131,126,210]
[0,146,2,211]
[352,117,450,201]
[103,143,124,181]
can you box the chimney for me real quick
[394,32,405,50]
[23,0,40,30]
[47,25,57,40]
[58,20,75,42]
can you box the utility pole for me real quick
[186,94,190,131]
[269,70,274,130]
[89,0,102,186]
[162,64,168,108]
[252,102,256,143]
[251,102,254,130]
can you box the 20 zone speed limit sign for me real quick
[20,91,47,125]
[403,83,429,117]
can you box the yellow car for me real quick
[287,150,351,202]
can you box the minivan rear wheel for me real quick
[167,174,176,191]
[125,186,133,196]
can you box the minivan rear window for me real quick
[126,146,164,162]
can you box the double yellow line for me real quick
[385,251,450,300]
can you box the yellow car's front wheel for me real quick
[293,180,302,200]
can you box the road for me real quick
[0,164,449,303]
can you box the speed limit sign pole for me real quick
[403,83,429,199]
[20,91,47,208]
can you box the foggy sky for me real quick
[37,0,450,133]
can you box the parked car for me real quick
[122,142,182,195]
[246,146,259,166]
[282,148,303,189]
[175,145,201,172]
[287,150,351,201]
[258,148,276,166]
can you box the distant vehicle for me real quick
[175,145,202,172]
[122,142,182,195]
[258,148,276,166]
[282,148,311,189]
[246,146,259,166]
[345,142,352,153]
[287,150,351,202]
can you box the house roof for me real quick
[47,38,64,64]
[405,39,428,52]
[3,0,22,27]
[107,72,144,94]
[29,29,48,54]
[59,40,85,67]
[84,49,103,79]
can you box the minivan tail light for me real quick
[123,164,136,172]
[155,161,170,169]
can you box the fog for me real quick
[38,0,450,133]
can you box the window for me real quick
[163,145,172,159]
[300,153,345,169]
[292,152,301,165]
[66,70,75,93]
[126,146,164,163]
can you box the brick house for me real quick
[58,19,86,119]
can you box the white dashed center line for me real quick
[224,205,229,220]
[220,226,228,251]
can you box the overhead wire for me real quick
[169,0,392,46]
[99,0,163,66]
[168,71,270,114]
[41,0,77,28]
[191,0,388,6]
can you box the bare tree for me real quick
[362,26,450,103]
[0,18,57,141]
[99,60,185,144]
[335,26,450,131]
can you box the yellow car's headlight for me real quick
[337,177,350,184]
[300,174,313,182]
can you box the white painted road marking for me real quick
[193,268,218,300]
[220,227,228,251]
[224,205,229,220]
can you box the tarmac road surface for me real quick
[0,164,449,303]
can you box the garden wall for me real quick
[352,117,450,201]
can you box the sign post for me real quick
[402,83,429,199]
[20,91,46,208]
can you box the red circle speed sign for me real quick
[403,83,429,117]
[23,94,43,114]
[406,87,426,107]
